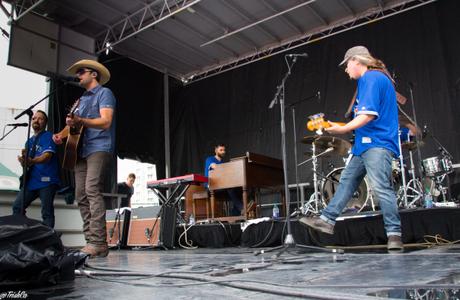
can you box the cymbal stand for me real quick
[432,174,449,203]
[298,144,333,214]
[399,148,424,208]
[397,129,409,207]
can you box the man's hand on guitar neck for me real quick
[66,114,82,127]
[325,114,375,135]
[325,121,348,135]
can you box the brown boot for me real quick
[80,244,109,258]
[387,235,404,252]
[299,216,334,235]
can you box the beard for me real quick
[32,123,40,131]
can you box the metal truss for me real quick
[96,0,201,54]
[5,0,46,22]
[184,0,437,85]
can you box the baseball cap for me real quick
[339,46,371,66]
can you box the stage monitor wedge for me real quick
[8,13,96,77]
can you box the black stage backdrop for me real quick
[170,0,460,183]
[49,0,460,185]
[48,53,165,189]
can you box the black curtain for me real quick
[169,0,460,182]
[48,52,165,191]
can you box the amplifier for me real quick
[106,208,131,247]
[127,206,162,247]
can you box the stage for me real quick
[22,245,460,299]
[3,207,460,299]
[177,207,460,250]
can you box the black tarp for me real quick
[0,215,79,289]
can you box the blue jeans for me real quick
[12,184,58,228]
[321,148,401,236]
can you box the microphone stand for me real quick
[288,92,321,211]
[0,124,23,142]
[257,56,343,257]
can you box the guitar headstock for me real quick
[307,113,328,135]
[68,99,80,117]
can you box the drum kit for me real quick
[299,114,455,215]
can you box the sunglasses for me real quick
[76,68,94,76]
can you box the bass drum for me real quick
[322,167,377,212]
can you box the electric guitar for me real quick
[306,113,346,134]
[58,99,84,170]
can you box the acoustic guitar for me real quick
[306,113,346,134]
[57,99,84,170]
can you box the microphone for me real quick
[286,53,308,58]
[6,123,28,127]
[46,72,80,83]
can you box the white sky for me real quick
[0,5,47,110]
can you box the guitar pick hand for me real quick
[52,134,63,145]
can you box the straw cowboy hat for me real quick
[67,59,111,85]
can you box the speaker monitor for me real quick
[106,209,131,247]
[127,206,161,247]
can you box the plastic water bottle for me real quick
[272,204,280,219]
[424,193,433,208]
[189,213,195,225]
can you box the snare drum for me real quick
[422,156,453,177]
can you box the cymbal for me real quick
[401,140,424,151]
[301,135,351,156]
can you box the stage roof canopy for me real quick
[4,0,435,84]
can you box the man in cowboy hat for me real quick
[53,59,116,258]
[299,46,403,252]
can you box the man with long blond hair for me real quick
[300,46,403,252]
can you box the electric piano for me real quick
[147,173,208,206]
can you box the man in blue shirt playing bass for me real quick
[53,59,116,258]
[12,110,60,228]
[299,46,403,252]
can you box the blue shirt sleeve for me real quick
[99,88,116,109]
[356,73,381,119]
[40,132,56,154]
[204,157,213,177]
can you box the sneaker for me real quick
[80,244,109,258]
[299,216,334,235]
[387,235,404,252]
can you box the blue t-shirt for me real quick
[352,70,399,157]
[26,131,60,191]
[204,156,222,178]
[75,85,116,158]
